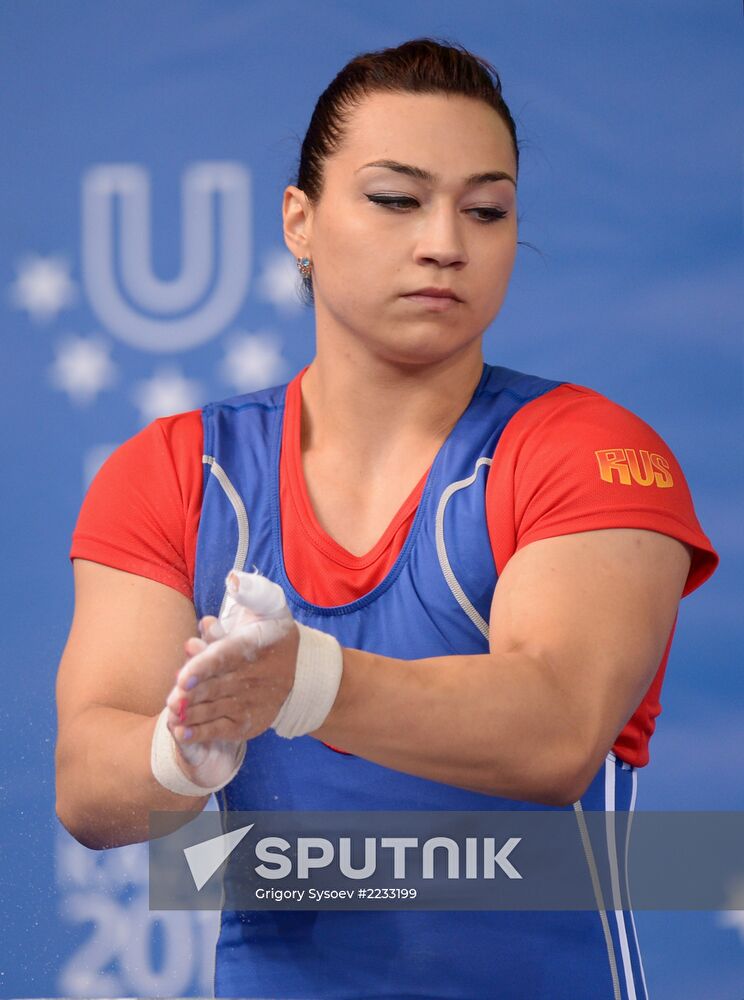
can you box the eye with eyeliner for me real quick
[365,194,507,222]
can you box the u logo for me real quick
[82,162,251,352]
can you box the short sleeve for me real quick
[70,410,204,599]
[485,383,719,597]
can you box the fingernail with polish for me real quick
[183,728,193,741]
[185,675,199,690]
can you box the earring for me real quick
[296,256,312,278]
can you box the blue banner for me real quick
[1,2,741,997]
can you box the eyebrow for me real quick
[356,159,516,188]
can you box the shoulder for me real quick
[489,377,689,501]
[484,378,718,594]
[71,409,205,599]
[505,380,662,435]
[97,408,203,472]
[479,366,659,443]
[153,407,204,441]
[145,408,204,479]
[495,380,680,473]
[93,408,205,507]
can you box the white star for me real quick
[718,876,744,944]
[132,367,203,423]
[256,249,305,314]
[219,331,288,393]
[718,909,744,945]
[10,254,77,323]
[49,336,117,406]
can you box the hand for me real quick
[162,632,246,790]
[164,572,300,782]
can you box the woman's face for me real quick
[285,91,518,367]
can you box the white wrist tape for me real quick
[271,622,344,739]
[150,706,246,797]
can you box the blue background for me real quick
[0,1,741,997]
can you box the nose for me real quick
[412,200,468,269]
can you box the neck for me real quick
[300,335,485,463]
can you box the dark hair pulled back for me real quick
[293,37,519,306]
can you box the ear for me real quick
[282,185,313,260]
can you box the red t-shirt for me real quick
[70,370,718,767]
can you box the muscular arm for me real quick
[55,560,210,851]
[313,528,692,804]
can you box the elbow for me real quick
[525,775,587,809]
[539,751,603,808]
[55,796,106,851]
[486,748,593,808]
[541,774,591,809]
[521,714,609,808]
[55,762,90,848]
[55,754,108,851]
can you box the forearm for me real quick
[313,647,580,805]
[55,705,209,851]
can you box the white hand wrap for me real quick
[150,706,247,797]
[151,569,344,796]
[272,622,344,738]
[223,570,344,740]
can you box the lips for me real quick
[405,287,461,301]
[402,291,461,312]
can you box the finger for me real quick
[166,705,185,735]
[199,615,223,641]
[165,692,191,725]
[239,616,293,650]
[226,570,289,617]
[166,714,209,762]
[184,636,207,657]
[166,668,243,713]
[213,617,293,659]
[174,715,250,744]
[176,635,250,688]
[178,694,249,731]
[170,622,280,708]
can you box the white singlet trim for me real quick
[203,454,250,618]
[434,457,492,641]
[606,760,635,998]
[573,777,622,1000]
[606,759,646,1000]
[625,769,650,999]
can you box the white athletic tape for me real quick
[214,570,295,649]
[222,570,344,740]
[272,622,344,738]
[226,569,289,618]
[150,705,247,797]
[151,569,343,796]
